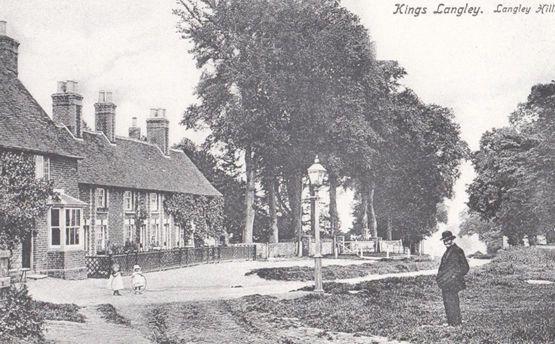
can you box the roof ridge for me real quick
[115,135,170,158]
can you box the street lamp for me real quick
[307,156,326,293]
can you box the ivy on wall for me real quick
[0,151,55,249]
[164,193,224,244]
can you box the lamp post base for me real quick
[314,254,324,293]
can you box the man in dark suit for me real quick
[436,230,470,326]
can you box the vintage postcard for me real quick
[0,0,553,343]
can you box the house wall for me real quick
[108,188,124,246]
[80,186,183,254]
[23,156,87,279]
[50,156,79,197]
[35,156,86,279]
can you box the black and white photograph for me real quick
[0,0,553,343]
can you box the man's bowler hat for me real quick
[441,231,456,242]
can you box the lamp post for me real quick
[307,156,326,294]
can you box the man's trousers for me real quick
[442,289,462,326]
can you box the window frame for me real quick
[96,188,109,210]
[48,207,83,251]
[35,155,50,180]
[49,208,61,247]
[124,218,135,243]
[96,219,108,254]
[149,192,159,212]
[65,209,81,246]
[123,191,134,211]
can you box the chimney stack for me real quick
[52,81,84,138]
[94,90,117,143]
[146,108,169,155]
[0,21,20,77]
[128,116,141,140]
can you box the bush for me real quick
[0,285,44,343]
[33,300,84,323]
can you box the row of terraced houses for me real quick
[0,22,221,279]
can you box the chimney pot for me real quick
[105,91,113,102]
[57,81,66,93]
[150,108,157,117]
[132,117,138,127]
[0,21,6,36]
[66,80,78,93]
[98,91,105,102]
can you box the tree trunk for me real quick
[287,170,303,256]
[329,173,339,257]
[386,215,392,240]
[369,181,378,238]
[243,146,255,243]
[268,175,279,243]
[360,182,370,240]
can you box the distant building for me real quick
[0,22,220,279]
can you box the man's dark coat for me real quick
[436,244,470,291]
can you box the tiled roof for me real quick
[0,64,83,158]
[78,131,222,196]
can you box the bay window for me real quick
[49,207,82,250]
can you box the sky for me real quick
[2,0,554,254]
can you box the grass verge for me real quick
[96,304,131,326]
[246,256,438,281]
[234,247,555,343]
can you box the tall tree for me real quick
[176,0,379,245]
[468,82,554,243]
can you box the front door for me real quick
[21,233,32,269]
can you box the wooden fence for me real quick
[85,245,256,278]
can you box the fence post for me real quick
[158,250,163,271]
[179,247,183,268]
[108,254,113,277]
[253,244,257,261]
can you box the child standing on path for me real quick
[108,263,124,296]
[131,265,146,294]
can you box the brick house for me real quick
[0,22,221,279]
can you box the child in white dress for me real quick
[108,263,124,296]
[131,265,146,294]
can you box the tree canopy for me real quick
[176,0,469,247]
[0,151,55,250]
[467,82,555,244]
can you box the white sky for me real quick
[2,0,553,253]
